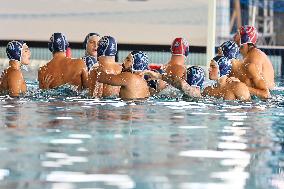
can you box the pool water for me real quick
[0,67,284,189]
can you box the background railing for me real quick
[0,40,283,77]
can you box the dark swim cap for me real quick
[186,66,205,88]
[130,51,149,71]
[48,33,69,53]
[97,36,117,57]
[220,40,239,60]
[212,55,232,77]
[6,40,26,62]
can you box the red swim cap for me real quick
[171,37,189,57]
[239,25,258,45]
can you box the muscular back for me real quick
[89,62,122,98]
[0,67,26,96]
[119,72,150,100]
[38,56,88,90]
[246,48,275,89]
[164,62,186,79]
[230,49,275,90]
[203,81,250,101]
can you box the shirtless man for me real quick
[0,40,31,97]
[38,33,88,90]
[88,36,122,98]
[203,55,251,101]
[82,33,101,71]
[230,25,275,99]
[96,51,150,100]
[148,37,190,93]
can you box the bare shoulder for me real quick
[71,58,85,66]
[247,48,266,61]
[38,64,48,73]
[7,69,23,80]
[167,64,185,77]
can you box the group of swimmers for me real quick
[0,25,275,101]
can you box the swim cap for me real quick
[130,51,149,71]
[82,55,98,71]
[220,41,239,59]
[6,40,25,62]
[186,66,205,88]
[97,36,117,57]
[239,25,258,45]
[83,33,100,49]
[213,55,232,77]
[171,37,189,57]
[48,33,69,53]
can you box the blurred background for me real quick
[0,0,284,77]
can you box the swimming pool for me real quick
[0,67,284,189]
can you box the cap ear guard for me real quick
[186,66,205,88]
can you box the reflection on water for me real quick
[0,80,284,189]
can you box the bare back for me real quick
[89,62,122,98]
[230,49,275,89]
[38,56,88,90]
[0,67,26,96]
[203,81,250,101]
[164,61,186,79]
[119,72,150,100]
[246,48,275,89]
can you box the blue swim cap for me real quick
[6,40,26,62]
[213,55,232,77]
[186,66,205,88]
[48,33,69,53]
[130,51,149,71]
[97,36,117,57]
[83,33,100,49]
[82,55,98,71]
[220,41,239,59]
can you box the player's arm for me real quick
[247,63,270,99]
[97,71,127,87]
[232,82,251,101]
